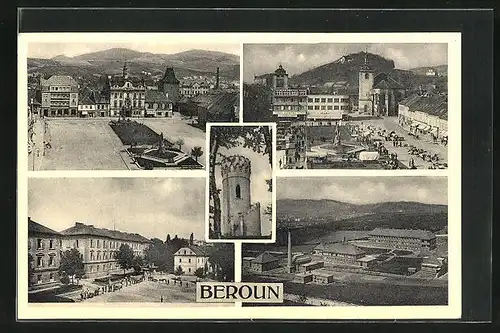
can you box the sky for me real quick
[28,42,240,59]
[214,129,273,236]
[278,177,447,205]
[28,178,206,241]
[243,43,448,82]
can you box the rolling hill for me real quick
[288,52,446,91]
[408,65,448,76]
[27,48,240,81]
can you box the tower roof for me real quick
[360,52,374,72]
[220,155,251,177]
[161,67,180,84]
[274,64,288,75]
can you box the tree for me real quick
[191,146,203,162]
[209,126,273,238]
[28,253,34,288]
[59,248,85,284]
[174,265,184,276]
[116,244,135,274]
[174,138,184,151]
[207,244,234,282]
[165,234,171,244]
[132,255,144,273]
[189,233,194,245]
[194,267,205,279]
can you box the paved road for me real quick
[359,116,448,169]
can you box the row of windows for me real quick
[111,92,144,99]
[34,254,57,267]
[89,250,117,261]
[178,257,206,264]
[307,97,349,103]
[145,103,171,109]
[275,105,307,111]
[112,100,145,108]
[88,262,120,273]
[89,238,138,249]
[35,272,56,284]
[308,105,349,111]
[49,86,74,92]
[30,238,60,250]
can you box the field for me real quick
[109,120,164,146]
[40,118,133,170]
[245,274,447,306]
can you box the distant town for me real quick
[27,47,240,170]
[244,49,448,170]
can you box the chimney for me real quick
[216,67,220,90]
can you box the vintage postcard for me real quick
[24,36,240,171]
[206,123,276,242]
[244,43,450,170]
[18,32,461,320]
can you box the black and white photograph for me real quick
[26,38,240,170]
[243,43,449,170]
[27,177,234,304]
[242,177,449,306]
[208,124,275,241]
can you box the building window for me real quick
[308,98,313,102]
[49,273,54,281]
[37,256,43,267]
[365,73,369,79]
[308,106,313,110]
[327,106,333,110]
[327,98,333,103]
[334,106,339,110]
[76,240,79,248]
[179,258,182,263]
[236,185,241,198]
[188,259,191,263]
[90,239,93,247]
[37,239,43,249]
[97,240,100,248]
[188,268,191,273]
[314,106,320,110]
[321,98,326,103]
[49,255,55,266]
[37,274,42,283]
[321,106,326,110]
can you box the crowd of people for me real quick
[79,275,145,301]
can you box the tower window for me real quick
[236,185,241,199]
[365,73,369,79]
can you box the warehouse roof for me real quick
[368,228,436,240]
[252,252,279,264]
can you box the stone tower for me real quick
[358,52,374,114]
[272,64,289,90]
[221,155,261,237]
[159,67,180,104]
[122,61,129,79]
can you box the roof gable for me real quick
[28,218,61,236]
[252,252,278,264]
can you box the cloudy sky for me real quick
[28,178,206,241]
[243,43,447,82]
[214,129,273,236]
[28,42,240,59]
[278,177,447,205]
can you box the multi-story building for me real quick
[28,217,62,291]
[180,82,210,98]
[306,94,350,125]
[40,75,79,117]
[77,91,97,117]
[268,65,308,122]
[367,228,437,252]
[59,222,151,279]
[398,93,448,140]
[173,246,210,275]
[145,89,173,117]
[109,62,146,117]
[313,242,366,267]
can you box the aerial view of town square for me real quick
[243,43,449,169]
[26,42,240,170]
[242,177,449,306]
[27,177,234,304]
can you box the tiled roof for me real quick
[314,242,365,256]
[368,228,436,240]
[160,67,180,85]
[28,218,61,236]
[145,89,171,103]
[174,245,208,257]
[60,222,151,243]
[194,91,238,114]
[252,252,279,264]
[373,77,405,90]
[110,76,145,88]
[79,90,95,105]
[399,94,448,119]
[41,75,78,87]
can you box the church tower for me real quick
[272,64,289,90]
[220,155,261,237]
[122,61,129,79]
[358,52,374,114]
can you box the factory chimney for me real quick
[215,67,220,90]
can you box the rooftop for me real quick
[41,75,78,87]
[252,252,279,264]
[145,89,171,103]
[368,228,436,240]
[60,222,151,243]
[314,242,365,256]
[28,218,61,236]
[175,245,209,257]
[399,94,448,119]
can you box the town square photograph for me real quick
[26,177,234,304]
[25,36,240,170]
[242,176,450,306]
[243,43,449,170]
[208,125,274,241]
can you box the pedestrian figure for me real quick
[161,296,164,303]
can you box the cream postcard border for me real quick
[17,32,461,320]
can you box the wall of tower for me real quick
[358,71,374,113]
[163,84,181,104]
[220,155,252,237]
[238,202,261,237]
